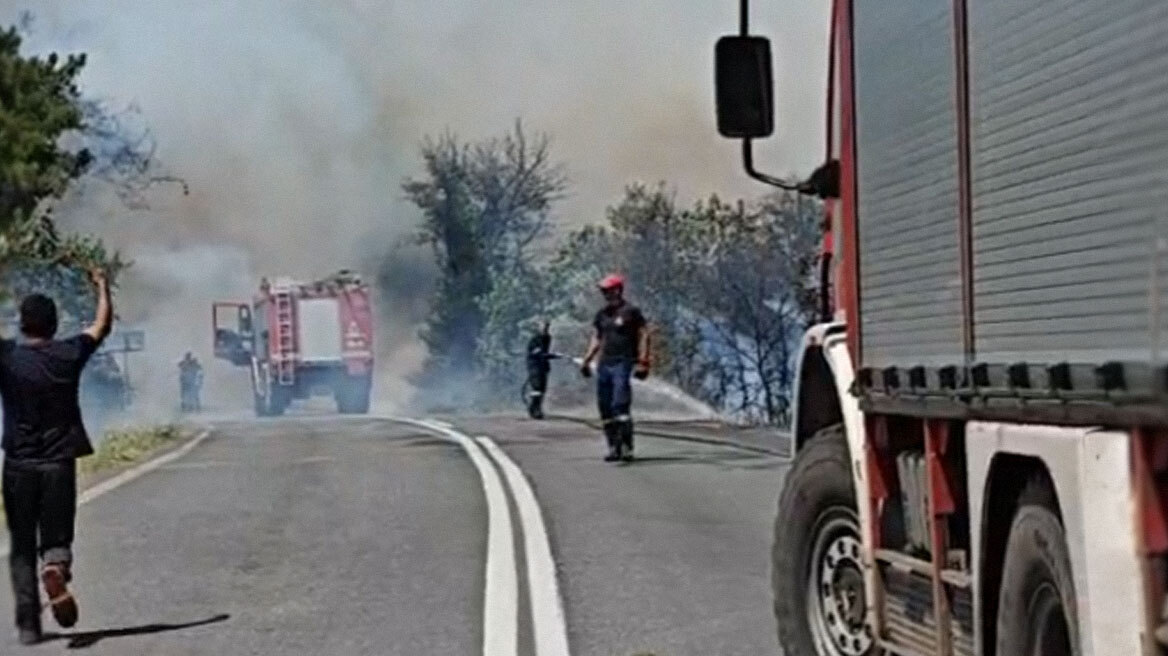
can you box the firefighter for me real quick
[579,274,650,462]
[178,352,203,412]
[525,321,559,419]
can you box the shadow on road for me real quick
[44,613,230,649]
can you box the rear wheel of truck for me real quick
[773,424,873,656]
[268,385,291,416]
[995,479,1079,656]
[335,374,371,414]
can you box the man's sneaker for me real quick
[603,449,620,462]
[621,451,634,462]
[41,564,78,628]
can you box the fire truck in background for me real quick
[213,270,374,416]
[716,2,1168,655]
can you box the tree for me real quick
[551,184,820,425]
[402,121,568,407]
[0,22,186,314]
[0,25,90,233]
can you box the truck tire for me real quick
[773,424,873,656]
[335,375,371,414]
[253,390,269,417]
[268,386,291,416]
[995,479,1079,656]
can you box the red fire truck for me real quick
[213,270,374,416]
[716,2,1168,655]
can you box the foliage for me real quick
[77,425,183,476]
[402,121,567,406]
[0,25,90,233]
[548,184,820,425]
[0,22,167,323]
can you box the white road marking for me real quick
[78,430,211,506]
[0,430,211,558]
[401,418,519,656]
[477,436,573,656]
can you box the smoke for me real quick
[1,1,829,417]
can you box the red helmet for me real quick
[598,274,625,290]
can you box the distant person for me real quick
[525,321,559,420]
[0,268,112,645]
[178,352,203,412]
[579,274,650,462]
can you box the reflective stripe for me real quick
[530,391,543,397]
[614,415,631,423]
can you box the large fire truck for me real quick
[716,2,1168,655]
[213,270,374,416]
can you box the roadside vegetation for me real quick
[77,425,187,477]
[397,123,820,426]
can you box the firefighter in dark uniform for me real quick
[525,321,558,419]
[579,274,650,462]
[178,352,203,412]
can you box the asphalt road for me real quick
[0,414,790,655]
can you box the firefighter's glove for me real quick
[634,360,650,380]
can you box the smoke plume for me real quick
[2,1,829,418]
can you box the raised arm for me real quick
[83,268,113,343]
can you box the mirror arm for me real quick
[743,139,802,190]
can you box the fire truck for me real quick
[716,2,1168,655]
[213,270,374,416]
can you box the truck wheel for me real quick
[995,479,1079,656]
[268,386,291,416]
[773,424,873,656]
[335,375,371,414]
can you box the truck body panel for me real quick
[296,297,343,363]
[854,0,964,370]
[853,2,1168,385]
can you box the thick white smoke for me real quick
[1,1,829,418]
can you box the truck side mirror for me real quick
[715,36,775,139]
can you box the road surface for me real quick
[0,414,790,655]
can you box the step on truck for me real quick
[213,270,374,417]
[715,2,1168,655]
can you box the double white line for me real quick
[406,419,572,656]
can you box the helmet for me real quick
[598,274,625,291]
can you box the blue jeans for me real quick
[596,359,634,448]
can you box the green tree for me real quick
[403,121,567,407]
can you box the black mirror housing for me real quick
[715,36,774,139]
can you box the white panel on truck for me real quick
[854,1,963,369]
[297,298,343,363]
[969,2,1168,364]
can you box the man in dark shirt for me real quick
[524,321,559,420]
[1,268,112,644]
[580,274,650,462]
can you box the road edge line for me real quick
[476,436,572,656]
[398,418,519,656]
[78,429,212,506]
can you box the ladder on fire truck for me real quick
[273,288,296,385]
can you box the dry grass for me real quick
[78,425,185,476]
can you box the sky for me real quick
[0,0,830,415]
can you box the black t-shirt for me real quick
[593,303,646,363]
[0,334,102,462]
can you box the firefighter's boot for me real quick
[619,418,634,462]
[602,422,622,462]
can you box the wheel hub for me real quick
[808,514,874,656]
